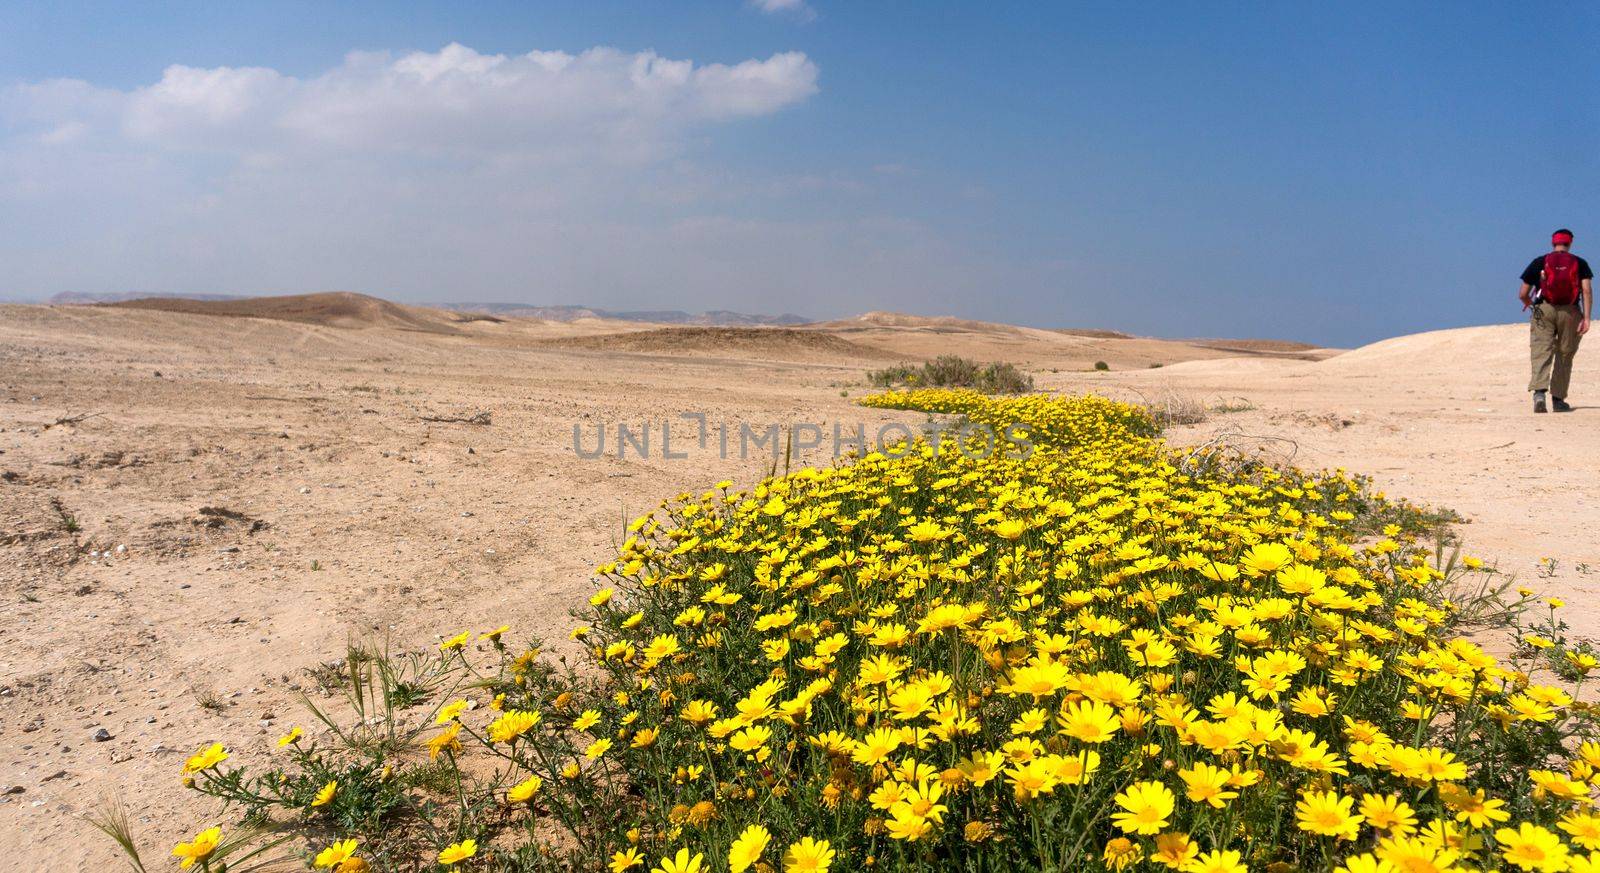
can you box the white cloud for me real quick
[749,0,817,21]
[8,43,817,161]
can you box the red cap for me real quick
[1554,230,1575,246]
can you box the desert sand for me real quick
[1,295,1596,867]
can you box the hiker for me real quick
[1519,228,1593,412]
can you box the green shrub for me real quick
[867,355,1034,394]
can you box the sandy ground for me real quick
[1,300,1595,868]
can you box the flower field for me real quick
[151,390,1599,873]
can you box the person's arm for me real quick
[1581,277,1593,334]
[1521,257,1542,309]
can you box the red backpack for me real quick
[1541,251,1582,305]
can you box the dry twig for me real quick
[420,410,493,426]
[44,411,103,430]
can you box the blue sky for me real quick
[2,2,1596,346]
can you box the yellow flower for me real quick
[276,726,303,747]
[1296,790,1362,840]
[728,824,772,873]
[885,812,934,842]
[436,699,469,724]
[427,723,462,760]
[1562,812,1600,851]
[1003,659,1072,699]
[487,709,542,744]
[992,518,1027,540]
[681,700,719,725]
[730,724,773,754]
[686,800,718,826]
[1151,832,1198,868]
[312,780,338,807]
[171,826,222,869]
[480,624,510,641]
[782,837,834,872]
[439,630,470,651]
[314,839,359,869]
[1239,543,1294,575]
[573,709,602,731]
[1439,783,1509,828]
[851,727,903,766]
[1111,780,1175,835]
[653,847,705,873]
[1178,762,1238,809]
[507,775,542,804]
[1185,849,1247,873]
[1497,823,1570,872]
[1102,836,1143,870]
[1289,686,1336,718]
[1359,793,1418,835]
[585,737,613,759]
[438,839,477,866]
[590,587,615,607]
[1057,699,1120,743]
[182,743,229,775]
[611,847,645,872]
[1334,853,1398,873]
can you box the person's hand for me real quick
[1520,294,1533,311]
[1581,317,1591,336]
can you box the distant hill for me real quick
[104,292,483,334]
[50,291,246,305]
[438,302,808,326]
[54,293,805,327]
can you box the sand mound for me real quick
[1319,323,1518,366]
[1140,356,1311,377]
[1311,323,1524,379]
[547,326,890,360]
[107,292,478,334]
[1143,323,1532,384]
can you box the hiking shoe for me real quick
[1535,393,1549,413]
[1554,397,1573,412]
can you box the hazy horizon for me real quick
[4,3,1596,346]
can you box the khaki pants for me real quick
[1529,302,1583,397]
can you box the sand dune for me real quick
[1312,323,1521,375]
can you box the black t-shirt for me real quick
[1522,253,1594,288]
